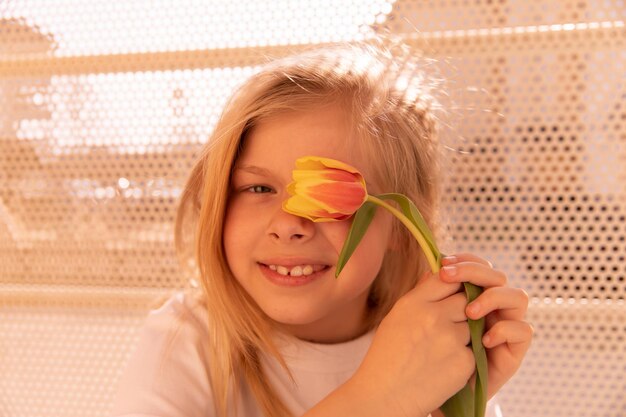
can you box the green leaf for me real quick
[464,283,488,417]
[335,201,378,278]
[376,193,442,265]
[441,283,487,417]
[441,383,474,417]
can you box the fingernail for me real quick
[482,333,491,346]
[442,255,457,264]
[442,265,457,277]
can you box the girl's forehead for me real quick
[237,105,363,166]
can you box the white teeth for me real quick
[267,264,319,277]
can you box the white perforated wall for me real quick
[0,1,624,417]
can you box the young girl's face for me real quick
[224,102,392,343]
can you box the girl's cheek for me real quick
[321,221,352,245]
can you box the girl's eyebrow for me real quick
[233,165,273,176]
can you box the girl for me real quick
[112,40,532,417]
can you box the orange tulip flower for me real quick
[282,156,368,222]
[283,156,440,272]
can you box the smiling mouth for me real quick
[257,262,331,277]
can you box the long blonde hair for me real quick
[175,38,443,417]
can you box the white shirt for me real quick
[111,290,502,417]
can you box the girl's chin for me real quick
[263,306,368,344]
[263,308,335,339]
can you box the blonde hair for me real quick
[175,38,443,417]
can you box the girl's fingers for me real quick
[482,320,534,356]
[439,261,507,288]
[412,271,461,302]
[465,287,529,321]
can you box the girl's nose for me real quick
[267,207,315,243]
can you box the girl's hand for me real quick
[439,253,533,398]
[348,265,477,417]
[316,253,532,417]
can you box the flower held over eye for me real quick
[284,155,488,417]
[283,156,441,274]
[282,156,368,222]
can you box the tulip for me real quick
[284,156,488,417]
[283,156,440,271]
[282,156,368,222]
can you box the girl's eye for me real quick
[245,185,273,194]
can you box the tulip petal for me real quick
[290,179,366,214]
[293,168,363,185]
[282,195,349,222]
[295,156,364,176]
[306,181,367,213]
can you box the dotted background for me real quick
[0,1,624,416]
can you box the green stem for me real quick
[366,195,440,273]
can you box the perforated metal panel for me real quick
[383,2,626,416]
[0,1,624,417]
